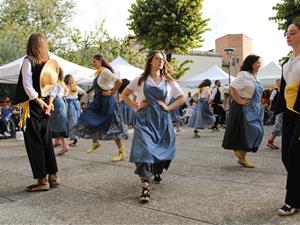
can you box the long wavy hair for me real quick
[198,79,211,94]
[93,54,114,73]
[26,33,49,64]
[137,50,174,86]
[64,74,78,93]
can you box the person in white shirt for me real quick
[121,50,185,203]
[13,33,59,192]
[210,80,226,130]
[266,79,282,150]
[76,54,128,162]
[64,74,87,147]
[188,79,215,137]
[48,68,70,155]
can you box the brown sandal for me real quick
[25,183,50,192]
[48,177,61,188]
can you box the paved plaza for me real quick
[0,126,299,225]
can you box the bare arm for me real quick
[121,87,148,111]
[158,95,185,112]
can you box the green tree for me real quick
[128,0,209,62]
[0,0,75,52]
[59,22,146,69]
[270,0,300,32]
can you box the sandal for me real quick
[56,148,69,156]
[25,182,50,192]
[140,179,150,203]
[48,176,61,188]
[278,204,296,216]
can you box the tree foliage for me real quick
[0,0,75,51]
[128,0,209,61]
[270,0,300,32]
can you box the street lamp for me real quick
[224,48,236,84]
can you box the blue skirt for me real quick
[76,102,128,141]
[119,101,135,126]
[66,98,81,140]
[222,100,264,152]
[188,98,215,129]
[50,97,69,138]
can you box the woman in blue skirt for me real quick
[118,79,135,127]
[222,55,264,168]
[188,79,215,137]
[64,74,87,147]
[121,50,185,203]
[48,68,70,155]
[77,54,128,162]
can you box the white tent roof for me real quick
[257,61,281,87]
[0,53,95,85]
[111,57,143,81]
[177,65,233,88]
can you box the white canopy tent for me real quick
[177,65,234,88]
[0,54,143,85]
[111,57,143,81]
[0,53,95,85]
[257,61,281,88]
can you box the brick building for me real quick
[215,34,252,76]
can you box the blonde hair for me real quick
[26,33,49,64]
[64,74,78,93]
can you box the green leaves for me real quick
[127,0,210,58]
[270,0,300,32]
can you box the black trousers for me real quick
[213,104,226,128]
[282,109,300,207]
[23,102,58,179]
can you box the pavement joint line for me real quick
[0,194,14,202]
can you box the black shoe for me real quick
[153,174,161,184]
[140,186,150,203]
[278,204,296,216]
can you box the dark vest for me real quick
[270,88,279,112]
[13,57,44,105]
[212,87,222,105]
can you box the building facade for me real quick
[215,34,252,76]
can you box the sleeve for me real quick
[269,90,277,101]
[170,81,184,99]
[210,87,218,100]
[127,77,140,92]
[21,58,38,100]
[49,84,58,97]
[102,68,119,82]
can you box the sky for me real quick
[71,0,291,65]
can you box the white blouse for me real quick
[49,83,67,98]
[127,76,184,104]
[97,68,119,91]
[21,58,38,100]
[283,55,300,85]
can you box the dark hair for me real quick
[138,50,174,86]
[215,80,220,85]
[93,54,114,73]
[118,78,130,94]
[198,79,211,89]
[292,18,300,30]
[240,54,260,73]
[26,33,49,64]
